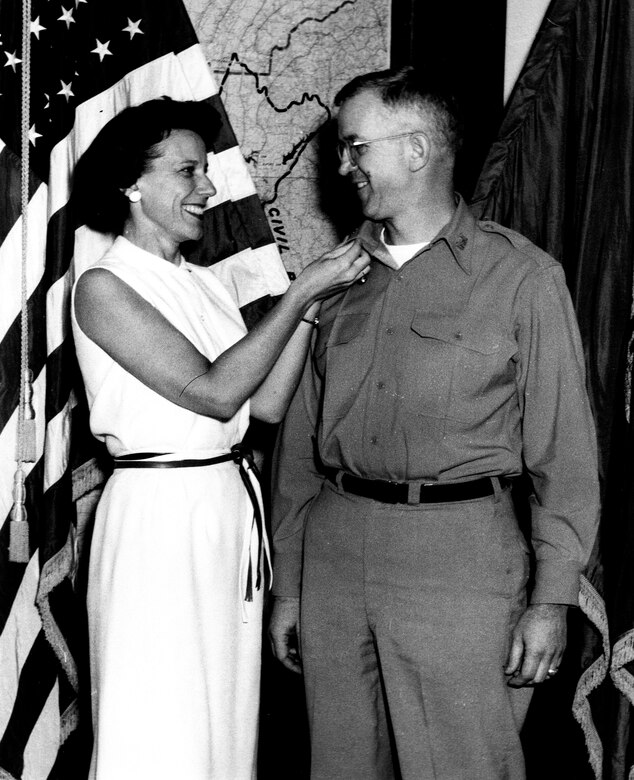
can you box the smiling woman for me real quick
[69,97,370,779]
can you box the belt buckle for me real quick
[417,482,436,505]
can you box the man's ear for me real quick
[409,131,431,172]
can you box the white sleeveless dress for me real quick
[72,237,267,780]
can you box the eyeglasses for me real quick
[336,132,419,165]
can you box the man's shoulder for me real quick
[474,218,558,272]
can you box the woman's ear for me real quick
[123,185,141,203]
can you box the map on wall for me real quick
[185,0,391,275]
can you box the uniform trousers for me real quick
[300,478,534,780]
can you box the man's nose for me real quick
[338,151,357,176]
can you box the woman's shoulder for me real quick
[73,266,136,328]
[75,238,150,304]
[74,236,128,282]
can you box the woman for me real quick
[71,97,369,780]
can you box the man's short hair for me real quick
[334,66,463,159]
[72,97,220,235]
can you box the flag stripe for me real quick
[0,281,47,434]
[0,554,40,691]
[43,404,72,498]
[0,147,42,248]
[205,93,239,153]
[45,273,72,358]
[209,244,290,310]
[0,631,58,779]
[208,147,257,204]
[0,186,48,345]
[24,683,59,780]
[188,195,283,265]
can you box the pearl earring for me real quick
[128,191,141,203]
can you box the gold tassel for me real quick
[18,369,36,463]
[9,467,30,563]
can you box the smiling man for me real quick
[268,66,600,779]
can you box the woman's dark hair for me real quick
[334,66,463,160]
[72,97,221,235]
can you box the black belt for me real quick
[113,443,269,601]
[114,452,235,468]
[334,473,509,504]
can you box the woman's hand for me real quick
[248,240,370,422]
[290,239,370,306]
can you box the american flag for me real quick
[0,0,288,776]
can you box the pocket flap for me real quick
[328,312,369,346]
[410,314,509,355]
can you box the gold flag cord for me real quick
[9,0,35,563]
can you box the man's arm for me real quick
[506,263,600,686]
[268,597,302,673]
[268,347,325,671]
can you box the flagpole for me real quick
[10,0,36,563]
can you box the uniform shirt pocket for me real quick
[320,312,370,420]
[408,314,517,424]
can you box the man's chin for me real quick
[359,201,379,221]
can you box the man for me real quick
[268,66,599,779]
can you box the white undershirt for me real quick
[381,228,429,268]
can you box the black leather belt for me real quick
[113,452,235,468]
[113,443,269,601]
[335,473,509,504]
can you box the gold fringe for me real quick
[28,459,106,747]
[611,630,634,703]
[611,626,634,778]
[60,698,80,744]
[72,457,106,502]
[572,574,610,780]
[35,524,79,693]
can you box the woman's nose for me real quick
[199,174,216,198]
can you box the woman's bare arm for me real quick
[74,241,369,422]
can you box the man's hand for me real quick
[504,603,568,687]
[268,596,302,674]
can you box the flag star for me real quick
[91,39,112,61]
[4,51,21,71]
[57,79,74,101]
[30,17,46,39]
[75,0,88,6]
[43,93,50,109]
[29,125,42,145]
[122,18,143,38]
[58,7,75,28]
